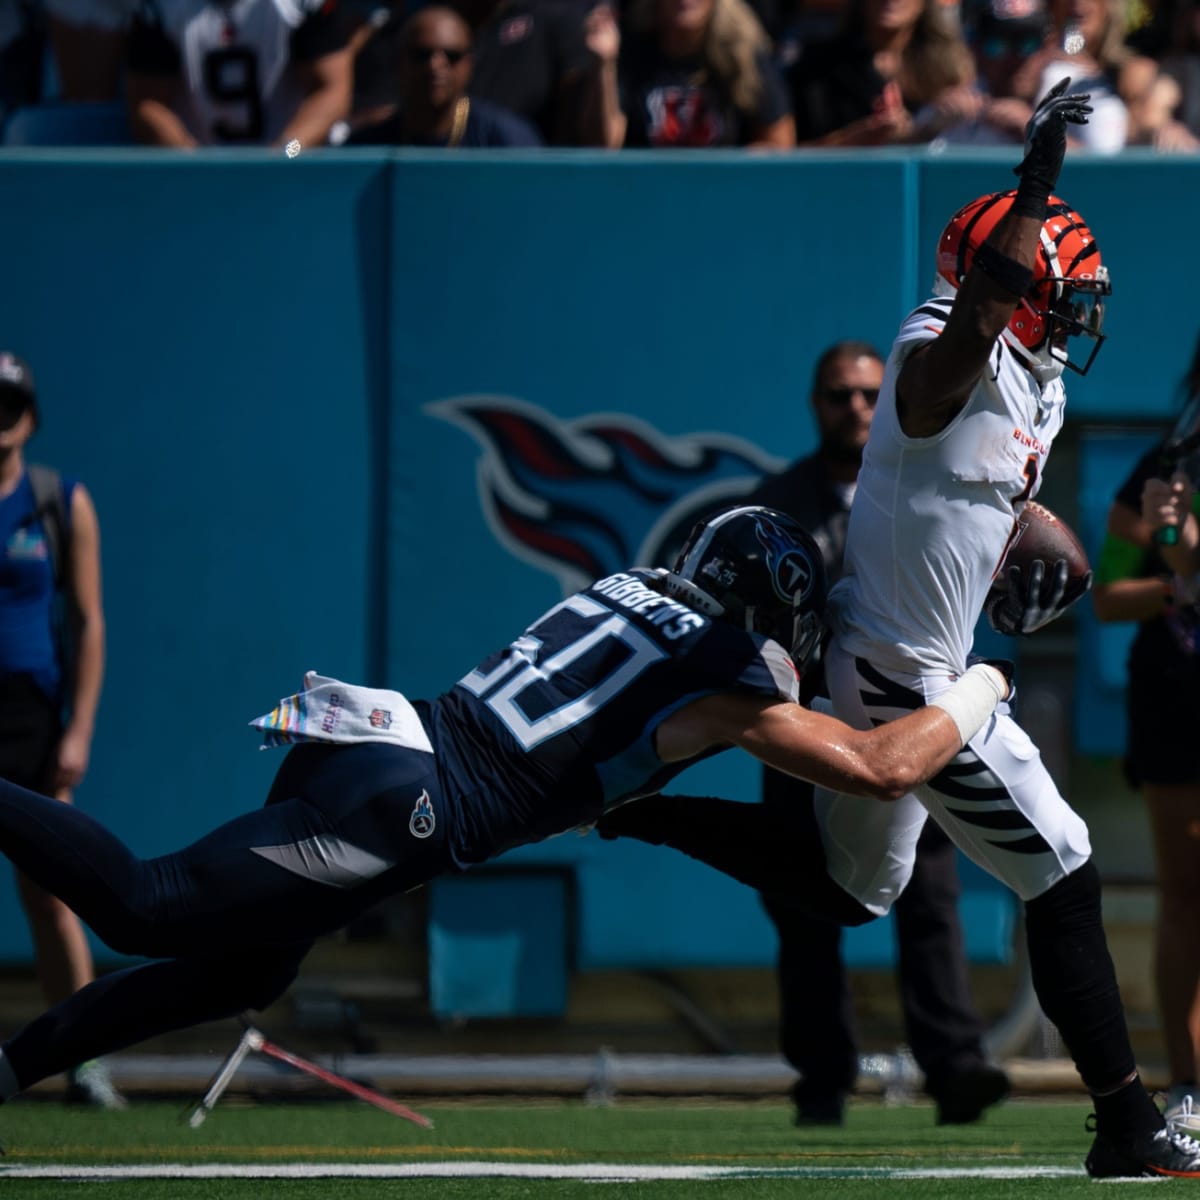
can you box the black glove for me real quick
[985,558,1092,636]
[1013,77,1093,195]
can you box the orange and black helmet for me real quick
[935,190,1110,380]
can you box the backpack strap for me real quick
[26,463,67,591]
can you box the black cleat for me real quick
[931,1061,1010,1125]
[1085,1118,1200,1178]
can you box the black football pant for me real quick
[0,743,451,1091]
[760,768,986,1102]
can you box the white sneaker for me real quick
[1165,1086,1200,1136]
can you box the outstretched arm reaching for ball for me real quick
[655,661,1010,800]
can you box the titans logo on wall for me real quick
[427,395,785,595]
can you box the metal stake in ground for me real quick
[185,1025,434,1130]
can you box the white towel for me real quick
[250,671,433,753]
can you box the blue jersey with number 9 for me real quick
[423,570,799,866]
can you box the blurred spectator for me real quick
[454,0,616,144]
[613,0,796,147]
[0,0,47,122]
[773,0,855,64]
[789,0,977,145]
[125,0,354,148]
[338,6,542,143]
[1024,0,1195,149]
[935,0,1046,144]
[1160,0,1200,139]
[750,340,1009,1128]
[337,0,406,124]
[1092,332,1200,1138]
[45,0,138,100]
[0,353,124,1110]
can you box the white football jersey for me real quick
[139,0,327,144]
[827,295,1066,676]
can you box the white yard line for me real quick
[0,1162,1092,1180]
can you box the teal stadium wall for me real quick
[0,150,1191,983]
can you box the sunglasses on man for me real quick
[407,45,470,64]
[821,386,879,407]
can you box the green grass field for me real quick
[0,1095,1135,1198]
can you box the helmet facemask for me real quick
[1044,269,1109,375]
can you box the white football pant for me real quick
[816,640,1093,916]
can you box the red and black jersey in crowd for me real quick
[618,31,791,148]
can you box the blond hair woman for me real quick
[590,0,795,147]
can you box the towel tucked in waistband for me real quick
[250,671,433,753]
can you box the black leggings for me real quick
[0,742,451,1089]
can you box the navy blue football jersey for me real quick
[422,570,799,866]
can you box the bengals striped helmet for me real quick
[934,190,1110,382]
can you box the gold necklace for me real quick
[447,97,470,148]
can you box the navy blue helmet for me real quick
[665,504,828,675]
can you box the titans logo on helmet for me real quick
[754,514,815,604]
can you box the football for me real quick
[989,500,1091,607]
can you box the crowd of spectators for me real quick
[1,0,1199,149]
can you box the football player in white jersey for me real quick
[820,79,1200,1179]
[601,79,1200,1178]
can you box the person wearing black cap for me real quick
[0,354,125,1110]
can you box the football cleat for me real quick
[1085,1116,1200,1178]
[65,1059,128,1110]
[931,1061,1010,1126]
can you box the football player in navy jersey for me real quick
[0,505,1009,1107]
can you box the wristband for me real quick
[1163,575,1176,611]
[1010,175,1050,220]
[930,664,1007,746]
[973,242,1034,297]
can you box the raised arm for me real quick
[896,79,1092,438]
